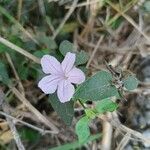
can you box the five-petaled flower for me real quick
[38,52,85,103]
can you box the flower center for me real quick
[64,75,68,80]
[62,72,69,80]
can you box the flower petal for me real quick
[57,80,75,103]
[67,67,85,84]
[38,75,62,94]
[41,55,62,74]
[61,52,76,73]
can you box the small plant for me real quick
[38,40,139,143]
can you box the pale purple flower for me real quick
[38,52,85,103]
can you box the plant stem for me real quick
[78,99,86,109]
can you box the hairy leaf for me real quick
[0,62,11,85]
[75,116,90,143]
[123,76,139,91]
[95,97,118,114]
[59,40,74,56]
[59,40,88,65]
[48,93,74,126]
[75,51,89,65]
[73,71,120,102]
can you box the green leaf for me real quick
[49,134,101,150]
[123,76,139,91]
[75,51,89,65]
[48,93,74,126]
[60,22,79,34]
[143,1,150,12]
[18,62,29,80]
[78,66,88,74]
[59,40,74,56]
[30,64,44,81]
[0,62,11,85]
[0,43,8,53]
[111,17,123,30]
[95,97,118,114]
[75,116,90,143]
[41,36,57,50]
[24,40,36,51]
[37,33,57,50]
[59,40,88,65]
[73,71,120,102]
[20,128,40,142]
[33,49,50,58]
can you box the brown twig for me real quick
[0,111,57,135]
[116,133,131,150]
[101,112,113,150]
[0,36,40,64]
[52,0,79,39]
[65,0,100,9]
[106,1,150,43]
[11,87,59,133]
[17,0,23,21]
[5,53,25,96]
[5,117,25,150]
[99,112,150,145]
[86,35,104,68]
[0,90,25,150]
[0,5,39,45]
[38,0,46,17]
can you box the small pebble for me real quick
[145,111,150,125]
[142,129,150,148]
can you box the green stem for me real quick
[78,99,86,109]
